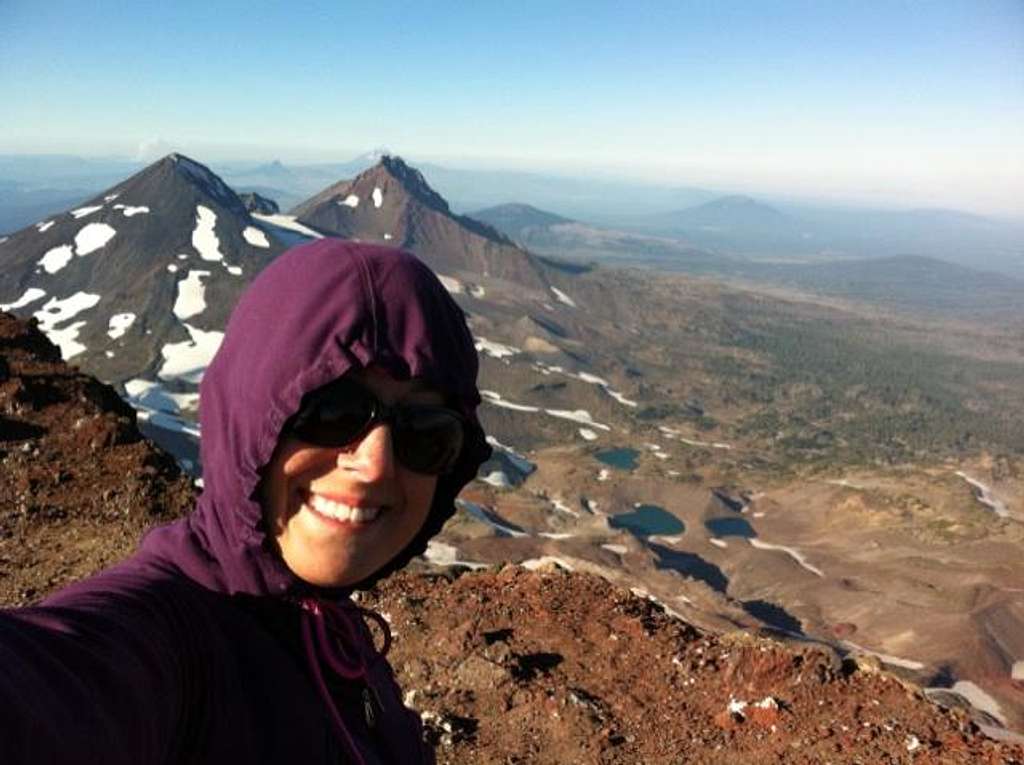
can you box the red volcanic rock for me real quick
[0,312,195,605]
[366,564,1024,764]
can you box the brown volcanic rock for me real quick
[366,565,1024,764]
[292,156,551,291]
[0,312,195,605]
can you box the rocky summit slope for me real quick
[0,312,194,604]
[366,564,1024,763]
[1,311,1022,762]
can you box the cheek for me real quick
[402,472,439,524]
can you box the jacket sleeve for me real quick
[0,573,198,764]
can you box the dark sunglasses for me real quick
[285,377,465,475]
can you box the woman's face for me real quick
[260,366,442,588]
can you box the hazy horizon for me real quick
[2,1,1022,216]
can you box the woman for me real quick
[0,240,492,763]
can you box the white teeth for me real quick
[308,493,380,523]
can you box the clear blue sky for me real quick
[1,1,1021,213]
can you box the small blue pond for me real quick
[594,448,639,471]
[609,504,685,536]
[704,517,757,538]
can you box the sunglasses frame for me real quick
[285,377,466,475]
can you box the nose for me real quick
[339,422,395,481]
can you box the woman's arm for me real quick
[0,572,198,764]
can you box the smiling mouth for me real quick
[303,491,385,525]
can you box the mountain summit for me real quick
[0,151,288,411]
[291,156,550,290]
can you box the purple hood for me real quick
[140,239,491,597]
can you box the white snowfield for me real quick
[192,206,225,262]
[438,275,463,294]
[172,270,211,320]
[112,204,150,217]
[107,312,136,340]
[123,378,201,438]
[158,324,224,383]
[104,193,120,202]
[480,470,513,488]
[167,264,179,273]
[550,286,576,307]
[75,223,117,256]
[551,498,579,517]
[579,428,598,441]
[251,213,323,240]
[709,538,728,549]
[242,226,270,248]
[484,435,535,475]
[70,205,103,219]
[39,245,74,274]
[33,291,101,359]
[474,336,520,359]
[545,408,611,431]
[456,499,528,538]
[748,538,824,577]
[601,544,628,555]
[372,187,384,208]
[955,471,1010,518]
[422,541,488,570]
[480,390,540,413]
[0,287,46,311]
[37,220,55,232]
[534,362,637,408]
[341,194,359,208]
[124,378,199,414]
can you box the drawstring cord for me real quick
[300,597,393,765]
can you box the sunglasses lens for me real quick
[289,382,374,447]
[395,408,465,474]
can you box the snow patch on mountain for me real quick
[75,223,117,256]
[36,220,55,232]
[341,194,359,208]
[481,390,540,412]
[33,292,101,359]
[70,205,103,219]
[39,245,74,274]
[373,187,384,208]
[485,435,535,476]
[107,312,136,340]
[457,499,528,538]
[112,204,150,217]
[749,538,824,577]
[158,324,224,383]
[438,275,463,294]
[545,408,611,431]
[422,541,488,570]
[172,270,211,320]
[579,428,598,441]
[0,287,46,311]
[251,213,322,241]
[475,337,520,359]
[550,286,576,307]
[242,226,269,248]
[192,206,224,262]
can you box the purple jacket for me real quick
[0,241,491,763]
